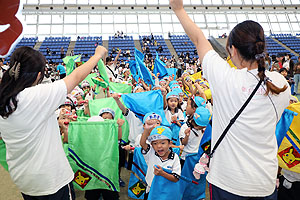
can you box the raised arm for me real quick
[170,0,213,62]
[63,46,107,94]
[113,49,122,67]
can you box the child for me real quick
[163,91,184,126]
[179,107,211,167]
[81,80,95,101]
[140,126,181,200]
[85,108,125,200]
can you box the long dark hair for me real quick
[226,20,287,95]
[0,47,45,118]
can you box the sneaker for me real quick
[119,178,125,187]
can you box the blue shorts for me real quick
[210,183,277,200]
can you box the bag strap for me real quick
[208,79,263,160]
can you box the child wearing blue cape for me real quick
[180,107,211,167]
[140,126,181,200]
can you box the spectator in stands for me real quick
[112,47,116,54]
[69,50,74,56]
[106,49,121,82]
[60,47,65,59]
[286,54,294,77]
[114,33,118,38]
[57,63,67,79]
[154,40,158,46]
[151,33,154,42]
[294,62,300,95]
[265,53,271,71]
[276,53,285,69]
[168,31,171,38]
[170,0,290,199]
[157,45,163,53]
[46,47,51,55]
[126,49,130,57]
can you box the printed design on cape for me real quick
[201,140,211,154]
[74,170,91,189]
[69,148,117,191]
[278,146,300,168]
[129,180,146,198]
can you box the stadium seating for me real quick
[139,35,172,59]
[271,34,300,62]
[39,37,71,63]
[170,34,198,59]
[3,37,38,64]
[74,36,102,62]
[108,36,135,61]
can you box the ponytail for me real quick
[256,54,287,95]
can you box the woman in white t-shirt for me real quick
[0,46,107,199]
[170,0,290,199]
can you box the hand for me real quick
[179,145,184,151]
[171,115,177,122]
[117,119,125,127]
[94,46,108,60]
[111,93,119,98]
[184,128,191,137]
[122,145,132,151]
[154,165,164,176]
[160,87,166,95]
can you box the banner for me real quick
[88,97,130,142]
[121,90,170,127]
[166,68,178,78]
[67,121,120,191]
[63,55,81,75]
[0,0,24,57]
[0,140,8,171]
[109,82,132,94]
[179,153,207,200]
[278,103,300,173]
[135,48,155,86]
[128,147,148,199]
[153,52,168,79]
[148,166,181,200]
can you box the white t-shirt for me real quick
[142,146,181,193]
[106,64,116,81]
[0,80,74,196]
[203,50,290,196]
[179,123,203,160]
[124,109,144,145]
[164,108,185,125]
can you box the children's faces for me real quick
[151,139,171,159]
[101,112,114,120]
[167,97,178,109]
[280,70,287,77]
[186,99,196,116]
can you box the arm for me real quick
[117,119,125,140]
[194,83,207,101]
[113,49,122,66]
[181,128,190,145]
[140,127,152,151]
[170,0,213,62]
[63,46,107,94]
[154,165,179,182]
[113,96,127,115]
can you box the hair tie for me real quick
[8,62,21,80]
[264,76,271,85]
[255,52,266,60]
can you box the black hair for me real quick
[279,68,288,74]
[190,97,198,109]
[226,20,287,95]
[0,47,45,118]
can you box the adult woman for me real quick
[170,0,290,199]
[0,46,107,199]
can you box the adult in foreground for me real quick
[170,0,290,199]
[0,46,107,199]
